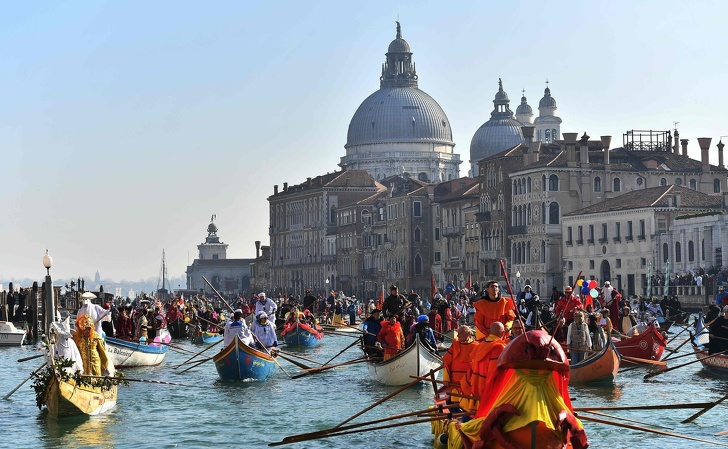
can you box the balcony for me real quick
[576,239,584,245]
[598,238,607,244]
[321,255,336,263]
[479,250,500,261]
[475,211,492,222]
[442,225,465,236]
[363,268,377,278]
[447,260,461,269]
[587,238,594,244]
[613,237,622,243]
[509,225,527,235]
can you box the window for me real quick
[662,243,669,262]
[413,201,422,217]
[414,254,423,275]
[660,178,667,186]
[577,226,583,244]
[688,240,695,261]
[715,179,722,193]
[675,178,683,186]
[613,178,621,192]
[675,242,682,262]
[527,177,532,192]
[594,176,601,192]
[589,260,595,269]
[616,258,622,268]
[568,261,574,270]
[434,251,441,263]
[548,202,560,224]
[614,222,621,242]
[626,221,633,240]
[639,220,646,239]
[588,224,595,244]
[641,257,646,267]
[703,239,706,261]
[566,226,573,245]
[549,175,559,191]
[414,227,421,243]
[689,179,697,190]
[435,228,440,241]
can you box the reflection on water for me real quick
[570,382,623,403]
[39,412,116,449]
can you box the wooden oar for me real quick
[334,365,444,429]
[276,350,322,366]
[321,336,362,366]
[578,413,728,447]
[269,412,470,446]
[663,337,692,361]
[290,358,368,379]
[621,355,667,368]
[172,338,223,369]
[681,392,728,423]
[276,353,313,370]
[574,402,713,412]
[644,349,728,380]
[322,330,361,339]
[176,356,213,374]
[80,374,200,388]
[579,410,674,430]
[666,323,691,345]
[3,362,46,400]
[620,349,695,373]
[17,353,45,363]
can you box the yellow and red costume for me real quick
[459,333,507,412]
[73,314,112,376]
[473,296,516,341]
[377,320,404,360]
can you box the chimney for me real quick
[283,182,288,192]
[307,177,312,188]
[698,137,712,171]
[674,193,681,208]
[274,185,278,194]
[673,130,680,154]
[601,136,612,165]
[579,132,590,165]
[521,125,536,164]
[718,140,725,169]
[680,139,689,157]
[563,132,578,165]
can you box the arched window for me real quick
[545,129,551,143]
[549,175,559,191]
[675,178,682,186]
[527,177,532,192]
[613,178,621,192]
[689,179,697,190]
[688,241,695,262]
[541,240,546,263]
[715,179,722,193]
[675,242,682,262]
[549,202,560,224]
[418,172,428,182]
[512,180,517,195]
[542,175,546,191]
[329,205,337,224]
[541,202,546,224]
[594,176,601,192]
[512,207,517,224]
[660,178,667,186]
[414,227,421,243]
[414,254,423,275]
[552,129,558,140]
[663,243,669,262]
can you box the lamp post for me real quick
[516,271,521,292]
[42,250,53,335]
[325,277,330,296]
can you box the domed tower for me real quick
[198,216,228,260]
[534,81,562,143]
[340,22,461,183]
[469,79,526,175]
[515,89,534,125]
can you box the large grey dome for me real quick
[470,79,525,162]
[346,87,453,148]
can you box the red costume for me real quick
[443,338,479,385]
[115,312,133,340]
[377,320,404,360]
[428,309,443,337]
[473,296,516,341]
[555,291,582,322]
[460,333,507,411]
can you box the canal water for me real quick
[0,323,726,449]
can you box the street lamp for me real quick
[516,271,521,292]
[42,250,54,334]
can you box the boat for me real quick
[320,323,360,333]
[104,336,168,368]
[280,320,323,347]
[212,336,277,381]
[694,312,710,347]
[0,321,27,346]
[44,374,117,418]
[167,317,191,339]
[366,334,442,386]
[569,341,621,384]
[613,322,667,362]
[691,315,728,375]
[191,330,224,345]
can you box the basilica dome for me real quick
[470,79,525,162]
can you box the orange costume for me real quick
[377,320,404,360]
[473,296,516,341]
[459,333,507,411]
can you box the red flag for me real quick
[430,273,439,300]
[465,272,472,291]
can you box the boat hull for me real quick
[613,324,666,361]
[105,337,168,368]
[366,336,442,386]
[0,321,27,346]
[213,337,276,381]
[191,332,224,345]
[570,341,621,383]
[281,322,323,347]
[692,345,728,376]
[167,318,191,339]
[45,375,117,418]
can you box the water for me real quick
[0,325,726,449]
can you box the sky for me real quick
[1,0,727,283]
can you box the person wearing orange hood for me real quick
[376,314,404,360]
[442,325,479,404]
[459,321,508,412]
[473,281,516,341]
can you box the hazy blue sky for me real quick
[2,1,726,283]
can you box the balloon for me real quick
[576,279,583,287]
[590,289,599,298]
[581,285,590,295]
[588,280,597,289]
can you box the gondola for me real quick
[44,374,117,418]
[569,341,621,384]
[613,322,667,362]
[167,317,191,339]
[105,336,168,368]
[366,334,442,386]
[212,336,276,381]
[280,320,323,347]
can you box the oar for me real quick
[578,413,728,447]
[3,362,46,400]
[276,353,313,370]
[269,412,470,446]
[681,392,728,424]
[17,353,45,363]
[172,338,224,368]
[176,356,213,374]
[620,349,696,373]
[80,374,201,388]
[663,337,693,361]
[321,336,362,366]
[644,349,728,380]
[276,350,322,366]
[322,330,361,339]
[621,355,667,368]
[666,323,691,346]
[574,402,713,412]
[290,358,368,379]
[334,365,444,429]
[579,410,674,430]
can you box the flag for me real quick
[430,273,439,300]
[465,272,472,291]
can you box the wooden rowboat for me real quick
[167,317,191,339]
[569,341,621,384]
[366,335,442,386]
[105,337,168,368]
[320,323,360,333]
[280,321,323,347]
[691,341,728,376]
[191,331,224,345]
[45,374,117,418]
[213,336,276,381]
[613,323,666,362]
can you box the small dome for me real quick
[207,222,218,234]
[516,95,532,115]
[470,118,525,161]
[539,86,557,109]
[388,38,411,53]
[495,89,509,102]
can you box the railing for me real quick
[443,226,465,236]
[509,225,527,235]
[479,250,500,260]
[321,255,336,263]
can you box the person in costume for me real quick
[382,285,409,318]
[459,322,508,412]
[376,314,404,360]
[251,311,278,350]
[224,309,254,347]
[442,325,479,406]
[617,306,638,335]
[362,309,384,358]
[115,307,133,340]
[73,314,114,377]
[407,315,438,353]
[473,281,515,341]
[566,311,592,364]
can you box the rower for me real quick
[375,314,404,361]
[224,309,254,347]
[708,306,728,355]
[362,309,383,358]
[251,311,278,351]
